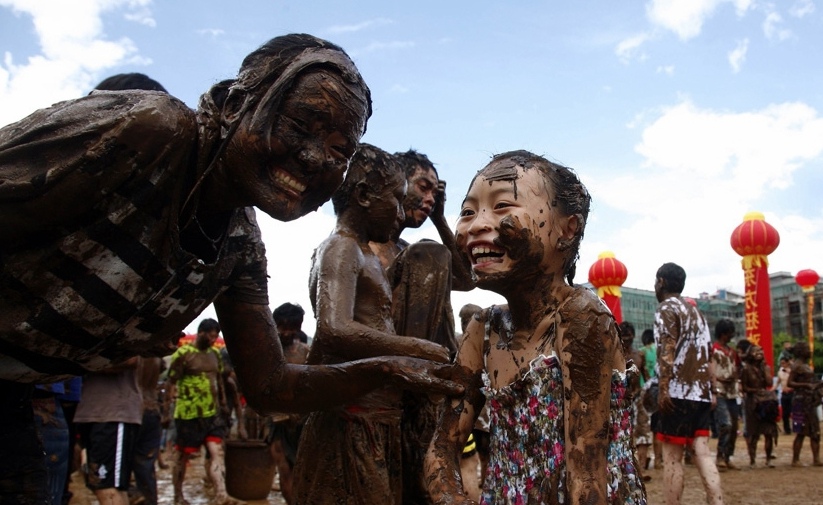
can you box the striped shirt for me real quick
[0,91,268,383]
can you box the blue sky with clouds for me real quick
[2,0,822,335]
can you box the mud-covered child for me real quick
[291,143,451,505]
[424,150,646,505]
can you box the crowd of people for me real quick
[2,31,822,505]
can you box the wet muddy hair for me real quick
[458,303,482,333]
[186,33,372,215]
[93,73,167,93]
[394,149,439,179]
[715,319,735,340]
[618,321,635,338]
[197,318,220,334]
[272,302,305,325]
[792,341,810,360]
[332,143,401,216]
[641,329,654,346]
[479,150,591,285]
[656,262,686,295]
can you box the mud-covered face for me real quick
[196,329,219,350]
[455,163,566,292]
[368,171,407,243]
[222,71,367,221]
[402,166,438,228]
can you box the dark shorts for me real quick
[175,415,226,453]
[655,398,711,445]
[80,422,140,491]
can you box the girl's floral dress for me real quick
[480,354,646,505]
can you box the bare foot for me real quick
[813,461,823,467]
[213,495,246,505]
[791,461,806,468]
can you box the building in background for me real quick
[585,271,822,349]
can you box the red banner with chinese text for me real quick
[743,261,774,368]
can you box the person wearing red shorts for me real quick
[169,320,240,505]
[653,263,723,505]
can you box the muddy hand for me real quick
[658,391,675,415]
[431,180,447,220]
[416,339,451,363]
[388,357,464,396]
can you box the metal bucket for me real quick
[224,440,276,500]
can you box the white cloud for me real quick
[615,32,650,64]
[646,0,753,40]
[762,11,793,40]
[657,65,675,75]
[789,0,815,17]
[0,0,153,127]
[326,18,393,34]
[728,38,749,72]
[582,99,823,295]
[389,83,409,94]
[196,28,225,37]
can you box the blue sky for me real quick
[2,0,822,336]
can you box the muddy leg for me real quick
[764,436,774,467]
[637,444,649,480]
[811,436,821,466]
[747,434,758,467]
[692,436,723,505]
[271,439,294,504]
[792,434,804,466]
[662,441,684,505]
[172,449,189,504]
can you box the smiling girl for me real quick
[425,151,646,504]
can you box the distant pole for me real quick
[730,212,780,369]
[795,269,819,370]
[588,251,628,324]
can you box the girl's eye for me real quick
[494,202,513,210]
[459,208,475,217]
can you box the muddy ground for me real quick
[67,430,823,505]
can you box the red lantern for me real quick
[588,251,628,323]
[796,269,820,293]
[795,269,819,370]
[730,211,780,261]
[730,212,780,368]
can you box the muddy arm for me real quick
[312,235,449,363]
[425,316,485,505]
[430,180,474,292]
[215,297,460,415]
[559,301,620,505]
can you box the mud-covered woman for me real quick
[0,34,459,502]
[787,342,823,467]
[424,151,646,505]
[739,345,778,467]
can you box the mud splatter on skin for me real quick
[424,363,485,504]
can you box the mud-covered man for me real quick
[0,34,459,503]
[367,150,474,504]
[169,319,237,505]
[292,144,450,505]
[654,263,723,505]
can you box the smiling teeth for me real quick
[471,246,498,256]
[275,172,306,193]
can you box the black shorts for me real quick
[655,398,711,445]
[175,416,226,453]
[80,422,139,491]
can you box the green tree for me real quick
[772,331,823,371]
